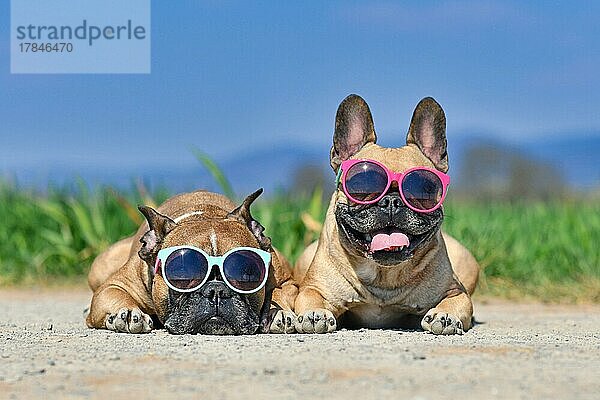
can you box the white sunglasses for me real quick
[155,246,270,294]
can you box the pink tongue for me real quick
[370,232,410,252]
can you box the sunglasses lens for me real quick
[344,161,389,203]
[164,249,208,290]
[401,169,444,211]
[223,250,267,292]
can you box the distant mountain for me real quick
[219,144,328,194]
[3,133,599,194]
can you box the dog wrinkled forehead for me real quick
[161,217,261,256]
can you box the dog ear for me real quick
[406,97,448,172]
[137,205,177,264]
[227,188,272,251]
[330,94,377,172]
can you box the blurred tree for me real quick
[458,144,566,201]
[290,164,333,198]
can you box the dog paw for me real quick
[105,307,153,334]
[268,309,297,334]
[295,309,336,334]
[421,309,464,335]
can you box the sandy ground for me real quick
[0,288,599,400]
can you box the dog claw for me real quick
[295,309,337,334]
[105,307,153,334]
[421,309,465,335]
[268,309,297,334]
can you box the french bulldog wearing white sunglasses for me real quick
[86,189,298,335]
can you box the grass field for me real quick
[0,179,598,302]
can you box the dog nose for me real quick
[200,281,233,302]
[377,193,403,214]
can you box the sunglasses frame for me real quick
[338,159,450,213]
[155,246,271,294]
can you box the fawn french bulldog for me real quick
[294,95,479,335]
[86,189,298,334]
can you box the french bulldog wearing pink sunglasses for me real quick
[293,95,480,336]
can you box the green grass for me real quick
[0,179,598,302]
[0,181,167,282]
[443,200,600,302]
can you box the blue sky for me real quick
[1,1,599,181]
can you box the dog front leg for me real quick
[265,283,299,334]
[421,292,473,335]
[86,286,154,334]
[293,287,339,334]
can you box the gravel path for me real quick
[0,288,598,400]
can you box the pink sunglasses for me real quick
[338,159,450,213]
